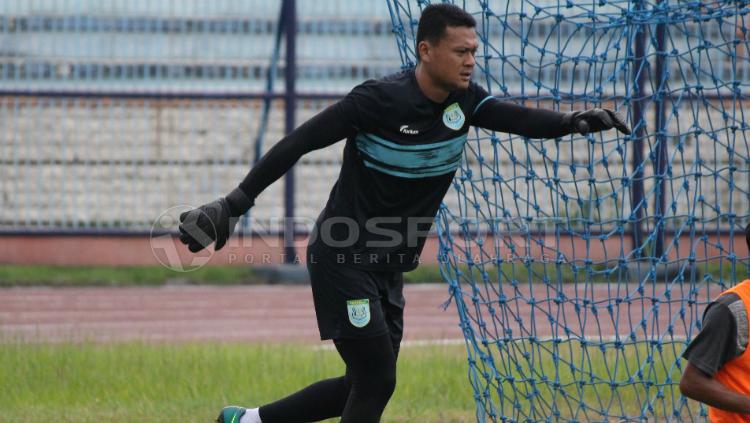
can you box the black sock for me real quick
[336,334,397,423]
[259,374,350,422]
[258,333,397,423]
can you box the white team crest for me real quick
[442,102,465,130]
[347,299,370,328]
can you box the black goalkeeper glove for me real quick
[178,188,253,252]
[563,108,631,136]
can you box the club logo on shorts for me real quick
[347,299,371,328]
[442,102,465,131]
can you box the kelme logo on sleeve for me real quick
[442,102,465,130]
[347,299,371,328]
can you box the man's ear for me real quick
[417,40,431,63]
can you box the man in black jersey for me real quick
[178,4,631,423]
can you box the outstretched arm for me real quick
[232,102,357,214]
[178,101,356,252]
[471,98,630,139]
[680,362,750,414]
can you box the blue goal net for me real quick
[388,1,750,421]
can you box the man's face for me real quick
[420,26,478,91]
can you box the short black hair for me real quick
[416,3,476,45]
[745,222,750,251]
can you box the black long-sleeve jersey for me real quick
[234,68,573,271]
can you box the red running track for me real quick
[0,283,712,344]
[0,284,462,344]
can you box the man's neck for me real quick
[415,64,450,104]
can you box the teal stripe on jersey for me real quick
[362,160,461,178]
[355,132,467,177]
[472,95,495,115]
[363,132,466,151]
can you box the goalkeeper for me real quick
[178,4,630,423]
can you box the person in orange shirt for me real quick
[680,223,750,421]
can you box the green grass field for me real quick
[0,341,475,423]
[0,262,718,421]
[475,339,703,421]
[0,261,742,287]
[0,340,705,422]
[0,265,260,287]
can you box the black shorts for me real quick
[307,242,405,348]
